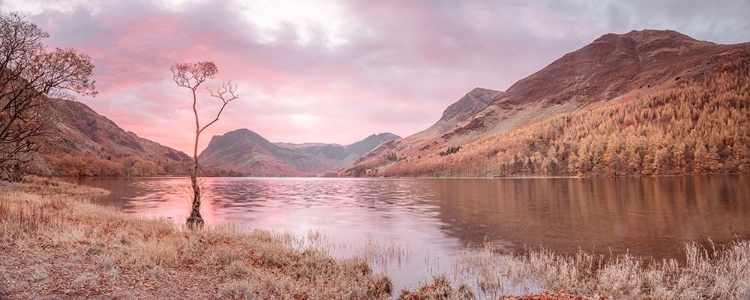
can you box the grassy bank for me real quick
[400,241,750,299]
[0,177,392,299]
[3,178,749,299]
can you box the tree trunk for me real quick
[186,89,204,228]
[172,63,237,228]
[186,174,204,228]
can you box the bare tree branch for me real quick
[0,12,96,180]
[170,61,238,228]
[199,82,238,133]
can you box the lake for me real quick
[72,175,750,292]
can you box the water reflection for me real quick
[72,175,750,290]
[422,176,750,260]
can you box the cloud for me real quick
[1,0,748,154]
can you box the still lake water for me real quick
[73,175,750,291]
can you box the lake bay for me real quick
[73,175,750,291]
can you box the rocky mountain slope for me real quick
[199,129,399,176]
[29,99,196,176]
[344,29,750,177]
[413,87,502,138]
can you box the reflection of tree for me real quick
[77,176,750,262]
[426,177,750,260]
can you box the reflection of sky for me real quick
[78,177,465,291]
[75,175,750,291]
[202,178,463,290]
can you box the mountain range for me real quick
[343,29,750,177]
[28,100,398,177]
[198,129,399,176]
[29,29,750,178]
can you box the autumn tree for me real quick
[364,59,749,178]
[0,12,96,179]
[170,61,237,227]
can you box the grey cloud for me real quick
[2,0,748,150]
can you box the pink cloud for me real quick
[3,0,747,154]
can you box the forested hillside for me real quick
[27,100,236,177]
[343,30,750,178]
[363,57,750,177]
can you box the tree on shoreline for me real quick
[0,12,96,180]
[170,61,237,228]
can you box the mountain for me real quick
[344,29,750,177]
[343,87,501,177]
[27,99,196,177]
[199,129,400,176]
[411,87,502,139]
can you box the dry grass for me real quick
[499,292,607,300]
[0,177,392,299]
[5,176,748,299]
[433,241,750,299]
[397,274,475,300]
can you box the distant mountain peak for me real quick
[222,128,260,136]
[439,88,502,123]
[491,29,729,109]
[585,29,713,59]
[593,29,696,43]
[365,132,400,140]
[623,29,697,41]
[467,87,497,94]
[199,129,400,176]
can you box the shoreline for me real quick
[0,177,392,299]
[2,177,749,299]
[54,173,750,180]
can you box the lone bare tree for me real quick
[0,12,96,179]
[170,61,237,227]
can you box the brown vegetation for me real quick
[399,240,750,299]
[344,30,750,179]
[3,178,749,299]
[369,58,750,177]
[397,275,475,300]
[40,153,188,177]
[31,98,203,177]
[0,177,392,299]
[500,293,607,300]
[37,152,239,177]
[0,12,95,180]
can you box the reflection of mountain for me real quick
[425,176,750,260]
[74,175,750,263]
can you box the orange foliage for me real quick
[373,60,750,177]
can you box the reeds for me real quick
[4,177,748,299]
[444,241,750,299]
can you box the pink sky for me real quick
[2,0,749,154]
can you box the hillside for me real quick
[199,129,399,176]
[344,29,750,177]
[27,99,197,177]
[412,87,503,139]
